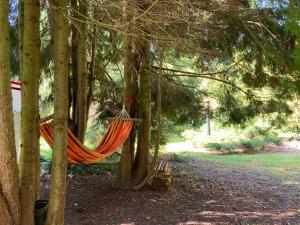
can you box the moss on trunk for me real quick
[75,0,89,143]
[19,0,40,224]
[45,0,69,224]
[134,39,152,184]
[0,1,21,224]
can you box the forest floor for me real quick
[41,150,300,225]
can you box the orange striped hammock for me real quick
[40,118,133,164]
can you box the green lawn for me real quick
[172,151,300,190]
[164,124,300,181]
[179,152,300,176]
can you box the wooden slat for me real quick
[40,114,54,123]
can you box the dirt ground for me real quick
[41,155,300,225]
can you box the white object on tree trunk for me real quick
[11,82,21,158]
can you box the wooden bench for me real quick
[152,161,172,191]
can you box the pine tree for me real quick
[0,1,21,224]
[45,0,69,224]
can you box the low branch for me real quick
[163,73,251,96]
[152,57,244,76]
[164,76,220,101]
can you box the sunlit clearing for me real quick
[178,222,213,225]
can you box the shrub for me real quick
[240,140,258,149]
[206,142,223,150]
[246,126,271,138]
[263,135,282,145]
[206,142,236,151]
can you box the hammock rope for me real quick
[40,108,134,164]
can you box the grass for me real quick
[204,134,282,151]
[40,139,52,161]
[163,123,300,189]
[172,151,300,191]
[177,152,300,176]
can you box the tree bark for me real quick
[87,24,97,117]
[18,0,24,81]
[117,33,134,190]
[70,0,78,135]
[0,1,21,224]
[132,47,163,190]
[75,0,89,143]
[18,0,40,224]
[45,1,69,224]
[134,39,152,184]
[153,48,163,171]
[130,48,140,163]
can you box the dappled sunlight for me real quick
[178,222,216,225]
[197,210,298,219]
[283,140,300,149]
[283,180,300,186]
[177,124,244,147]
[164,124,243,153]
[177,210,298,225]
[164,141,208,153]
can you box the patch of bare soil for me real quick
[41,157,300,225]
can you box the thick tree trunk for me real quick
[45,1,69,225]
[0,2,21,225]
[132,48,163,190]
[117,34,134,190]
[75,0,89,143]
[19,1,40,224]
[134,39,152,184]
[130,49,140,162]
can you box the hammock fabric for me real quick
[40,119,133,164]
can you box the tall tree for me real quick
[75,0,89,142]
[18,0,40,224]
[0,1,20,225]
[45,0,69,224]
[118,34,134,189]
[134,38,152,184]
[70,0,79,133]
[117,0,136,189]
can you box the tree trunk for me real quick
[18,0,24,81]
[117,34,134,190]
[130,48,140,163]
[45,1,69,224]
[75,0,88,143]
[19,1,40,224]
[153,48,163,171]
[70,0,78,135]
[0,1,21,224]
[87,24,97,116]
[134,39,152,184]
[132,47,163,190]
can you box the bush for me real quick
[206,142,236,151]
[206,142,223,150]
[205,133,282,152]
[245,126,271,138]
[263,135,282,145]
[240,140,260,149]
